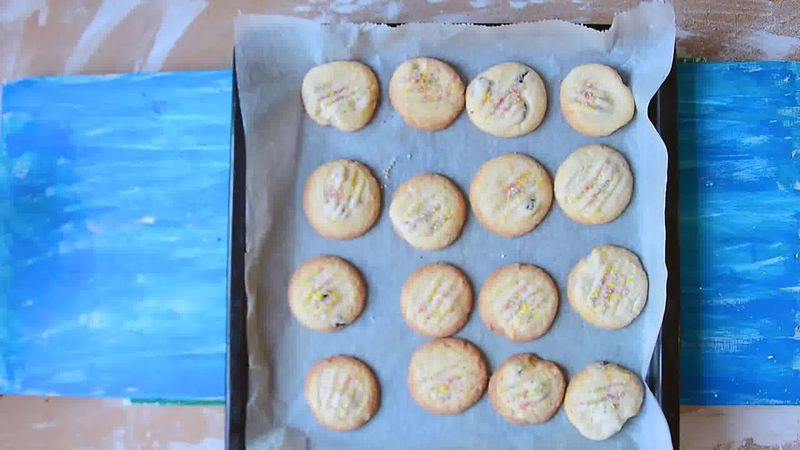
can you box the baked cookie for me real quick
[389,57,465,131]
[554,144,633,225]
[470,153,553,237]
[567,245,648,330]
[408,338,488,415]
[564,361,644,440]
[303,159,381,240]
[401,263,473,338]
[488,353,566,425]
[304,355,380,431]
[466,62,547,138]
[301,61,379,131]
[389,173,467,250]
[560,64,635,136]
[479,263,559,342]
[288,255,366,332]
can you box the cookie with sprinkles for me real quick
[288,255,366,332]
[560,64,635,137]
[564,361,644,440]
[479,263,559,342]
[488,353,566,424]
[304,355,380,431]
[470,153,553,237]
[389,173,467,250]
[401,263,473,338]
[466,62,547,138]
[301,61,379,131]
[389,57,465,131]
[554,144,633,225]
[303,159,381,240]
[408,337,489,415]
[567,245,648,330]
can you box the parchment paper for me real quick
[235,3,675,448]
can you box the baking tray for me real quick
[226,25,680,450]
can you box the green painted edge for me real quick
[129,398,224,406]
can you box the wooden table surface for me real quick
[2,1,799,449]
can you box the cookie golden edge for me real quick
[559,64,635,137]
[469,153,553,238]
[389,57,466,131]
[304,355,380,431]
[302,159,382,240]
[301,61,380,132]
[478,263,560,342]
[488,353,566,425]
[400,263,474,338]
[287,255,366,332]
[407,337,489,415]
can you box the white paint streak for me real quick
[52,370,87,384]
[64,0,142,74]
[741,135,768,146]
[744,30,800,60]
[78,310,107,328]
[142,0,208,72]
[31,421,56,430]
[140,216,157,224]
[0,0,46,22]
[293,5,313,13]
[732,256,787,272]
[384,1,401,20]
[469,0,494,8]
[167,439,225,450]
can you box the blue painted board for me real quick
[679,62,800,405]
[0,71,231,399]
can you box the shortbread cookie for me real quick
[466,62,547,138]
[567,245,648,330]
[564,361,644,440]
[389,57,465,131]
[304,355,380,431]
[554,144,633,225]
[288,256,366,332]
[470,153,553,237]
[389,173,467,250]
[401,263,473,338]
[479,263,559,342]
[488,353,566,425]
[560,64,635,136]
[303,159,381,240]
[301,61,379,131]
[408,338,488,415]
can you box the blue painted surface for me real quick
[0,71,231,399]
[679,62,800,405]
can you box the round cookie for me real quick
[389,173,467,250]
[488,353,566,425]
[567,245,648,330]
[564,361,644,440]
[479,263,559,342]
[554,144,633,225]
[466,62,547,138]
[389,57,465,131]
[408,338,488,415]
[470,153,553,237]
[560,63,635,137]
[303,159,381,240]
[301,61,379,131]
[304,355,380,431]
[288,255,366,332]
[401,263,473,338]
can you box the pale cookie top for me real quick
[303,159,381,240]
[288,256,365,332]
[560,64,635,137]
[567,245,648,330]
[408,338,488,415]
[301,61,379,132]
[489,353,566,424]
[479,264,559,342]
[401,263,473,338]
[466,62,547,138]
[554,144,633,225]
[565,362,644,440]
[389,173,467,250]
[304,356,379,431]
[470,153,553,237]
[389,57,465,131]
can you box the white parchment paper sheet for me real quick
[235,3,675,449]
